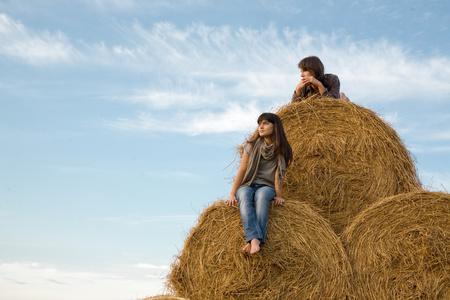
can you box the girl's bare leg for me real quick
[242,243,251,253]
[250,238,261,254]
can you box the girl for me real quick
[291,56,349,102]
[225,112,293,254]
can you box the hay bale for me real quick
[166,200,352,299]
[274,97,421,233]
[342,191,450,299]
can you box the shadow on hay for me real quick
[166,200,353,299]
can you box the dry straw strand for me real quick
[342,191,450,299]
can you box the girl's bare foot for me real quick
[242,243,251,253]
[250,239,261,254]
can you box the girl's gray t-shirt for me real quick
[244,143,277,188]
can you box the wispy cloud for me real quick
[0,261,168,300]
[103,22,450,101]
[0,14,82,64]
[109,100,261,135]
[118,79,222,109]
[4,14,450,102]
[103,22,450,134]
[2,14,450,135]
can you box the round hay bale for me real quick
[342,191,450,299]
[275,97,421,234]
[166,200,352,299]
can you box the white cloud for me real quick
[120,80,221,109]
[2,14,449,134]
[136,22,450,104]
[0,261,169,300]
[0,14,81,64]
[4,14,450,103]
[110,100,262,135]
[103,22,450,134]
[325,39,450,102]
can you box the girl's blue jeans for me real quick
[236,184,276,243]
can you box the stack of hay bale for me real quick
[148,98,449,299]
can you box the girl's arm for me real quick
[225,152,249,206]
[294,79,308,96]
[274,169,285,206]
[301,75,326,95]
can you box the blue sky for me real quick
[1,0,449,299]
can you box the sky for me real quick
[0,0,449,299]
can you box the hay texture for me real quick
[166,200,352,300]
[275,98,421,233]
[342,191,450,299]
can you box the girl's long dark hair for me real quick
[248,112,293,167]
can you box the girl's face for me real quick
[301,69,313,78]
[258,120,274,138]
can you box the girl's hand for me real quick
[296,75,321,95]
[301,75,319,87]
[274,197,285,206]
[225,195,237,206]
[301,75,327,95]
[295,80,307,95]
